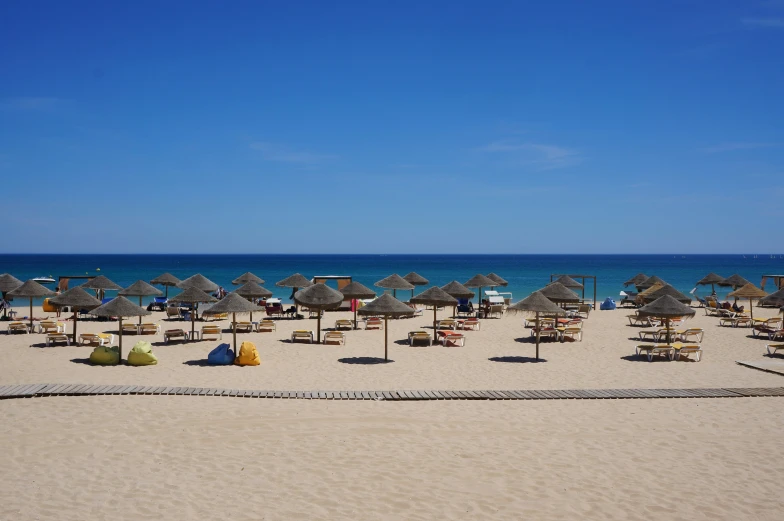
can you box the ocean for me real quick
[1,254,783,306]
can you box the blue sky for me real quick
[1,1,783,254]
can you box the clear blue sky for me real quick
[2,1,783,254]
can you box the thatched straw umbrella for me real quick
[508,291,565,360]
[641,284,692,305]
[720,274,751,290]
[728,284,768,321]
[637,275,667,291]
[276,273,313,316]
[90,296,150,361]
[441,281,475,317]
[357,294,414,360]
[0,273,23,319]
[637,295,695,344]
[760,288,784,308]
[338,281,376,328]
[375,274,414,299]
[624,273,648,287]
[205,292,263,352]
[150,273,181,298]
[696,273,724,296]
[539,282,580,307]
[8,280,54,331]
[169,287,218,339]
[119,280,163,325]
[410,286,458,334]
[294,283,343,342]
[234,281,273,321]
[487,273,509,289]
[49,287,101,342]
[403,272,429,299]
[636,282,665,303]
[232,272,264,285]
[81,275,122,301]
[177,273,219,293]
[551,275,583,290]
[464,274,497,311]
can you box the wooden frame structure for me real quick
[550,274,597,309]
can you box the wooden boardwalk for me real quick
[2,384,784,401]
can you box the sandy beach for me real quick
[1,303,783,520]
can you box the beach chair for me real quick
[334,319,353,330]
[575,304,592,318]
[201,325,222,340]
[766,344,784,356]
[627,314,650,327]
[530,327,560,341]
[150,297,168,311]
[46,333,70,346]
[438,330,465,347]
[561,326,583,342]
[676,328,704,343]
[265,303,283,317]
[37,321,64,334]
[323,331,346,345]
[365,317,383,330]
[673,344,703,362]
[486,304,504,318]
[635,344,674,362]
[753,319,784,339]
[7,322,29,334]
[460,318,481,331]
[166,305,181,319]
[291,330,314,343]
[732,316,752,328]
[79,333,114,346]
[164,329,188,344]
[257,320,276,332]
[140,323,161,335]
[436,319,456,330]
[408,331,432,346]
[122,323,139,335]
[455,299,474,317]
[232,321,253,333]
[768,329,784,341]
[638,329,675,342]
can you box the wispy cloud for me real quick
[479,140,582,170]
[249,142,337,164]
[742,17,784,28]
[700,142,780,153]
[0,97,65,111]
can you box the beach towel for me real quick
[600,297,616,311]
[207,343,235,365]
[89,345,120,366]
[127,341,158,366]
[234,341,260,366]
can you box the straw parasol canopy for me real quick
[637,275,667,290]
[375,274,414,298]
[169,287,218,339]
[232,272,264,285]
[206,292,263,352]
[81,275,122,292]
[358,294,415,360]
[508,291,565,360]
[637,295,696,344]
[441,281,475,300]
[403,272,429,299]
[728,283,768,320]
[760,288,784,307]
[641,284,692,305]
[119,280,163,324]
[539,282,580,305]
[294,283,344,342]
[624,273,648,287]
[0,273,23,319]
[276,273,313,315]
[49,287,102,342]
[177,273,219,293]
[339,281,377,328]
[550,275,583,290]
[636,282,664,301]
[150,272,181,298]
[90,296,150,361]
[233,281,273,320]
[696,272,724,295]
[464,274,497,310]
[719,274,751,289]
[487,273,509,288]
[410,286,458,335]
[8,279,55,331]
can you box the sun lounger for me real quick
[232,322,253,333]
[437,330,465,347]
[164,329,188,344]
[365,317,383,330]
[166,305,181,319]
[323,331,345,345]
[291,330,314,343]
[627,315,650,327]
[334,319,353,330]
[561,326,583,342]
[257,320,276,332]
[308,309,323,319]
[575,304,591,318]
[672,344,703,362]
[7,322,29,334]
[408,331,432,346]
[46,333,70,346]
[766,344,784,356]
[122,323,139,335]
[638,328,675,342]
[676,328,704,343]
[635,344,674,362]
[459,318,481,331]
[140,323,161,335]
[486,304,504,318]
[769,329,784,341]
[529,327,560,341]
[80,333,114,346]
[436,319,456,330]
[37,321,65,334]
[201,325,222,340]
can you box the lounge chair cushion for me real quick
[89,345,120,366]
[127,341,158,366]
[234,341,260,366]
[207,343,235,365]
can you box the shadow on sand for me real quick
[488,356,547,364]
[338,357,394,365]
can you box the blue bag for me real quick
[207,343,235,365]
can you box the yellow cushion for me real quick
[234,341,260,366]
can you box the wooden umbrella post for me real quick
[433,306,437,334]
[665,317,671,345]
[73,310,78,344]
[191,307,195,341]
[232,312,237,352]
[118,317,123,362]
[384,316,389,360]
[535,311,540,360]
[138,296,143,326]
[29,297,33,332]
[317,312,321,343]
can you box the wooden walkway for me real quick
[2,384,784,401]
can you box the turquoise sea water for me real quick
[1,254,783,306]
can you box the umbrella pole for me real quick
[191,309,195,341]
[384,316,388,360]
[139,296,143,326]
[73,310,77,344]
[118,317,123,363]
[317,313,321,343]
[29,297,33,332]
[750,298,753,321]
[535,311,540,360]
[666,317,671,345]
[433,306,437,334]
[232,312,237,353]
[354,306,358,330]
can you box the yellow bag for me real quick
[234,341,260,366]
[127,341,158,366]
[89,345,120,366]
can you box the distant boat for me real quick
[32,276,55,285]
